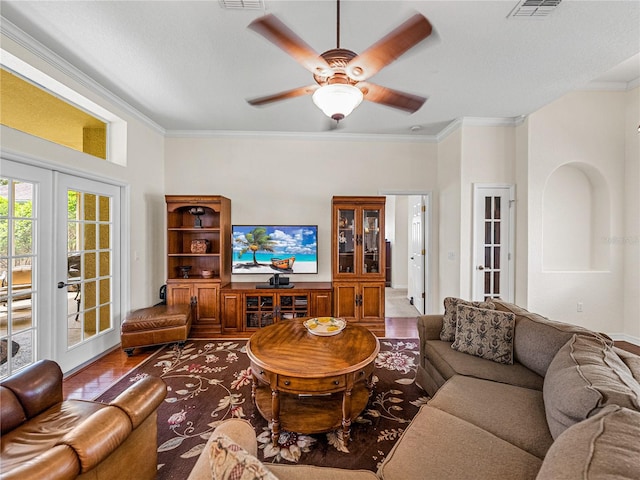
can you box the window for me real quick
[1,68,107,159]
[1,49,127,166]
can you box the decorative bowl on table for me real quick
[303,317,346,336]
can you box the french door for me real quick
[472,185,515,303]
[54,173,121,373]
[1,157,123,376]
[0,160,53,378]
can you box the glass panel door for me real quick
[473,185,514,303]
[55,173,121,373]
[337,208,356,274]
[65,190,113,347]
[362,209,381,275]
[0,159,53,379]
[1,178,37,377]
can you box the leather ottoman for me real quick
[121,304,192,356]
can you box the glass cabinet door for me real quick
[337,208,355,274]
[362,209,381,275]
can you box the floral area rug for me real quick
[96,338,427,479]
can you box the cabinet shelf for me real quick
[168,227,220,232]
[168,253,220,257]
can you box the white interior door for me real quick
[472,185,515,302]
[408,195,425,314]
[55,173,121,373]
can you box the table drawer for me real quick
[277,375,346,392]
[250,363,271,384]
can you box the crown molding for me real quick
[164,129,440,143]
[0,17,166,136]
[435,116,527,142]
[581,76,640,92]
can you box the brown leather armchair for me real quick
[0,359,166,480]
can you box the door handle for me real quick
[58,281,80,289]
[477,265,485,271]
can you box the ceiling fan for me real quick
[246,0,433,122]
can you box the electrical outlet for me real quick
[577,302,583,313]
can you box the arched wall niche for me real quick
[542,162,610,271]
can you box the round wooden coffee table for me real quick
[246,318,380,445]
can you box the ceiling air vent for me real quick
[508,0,562,18]
[219,0,264,9]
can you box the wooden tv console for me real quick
[211,282,333,338]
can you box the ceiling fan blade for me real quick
[247,85,318,106]
[248,14,331,75]
[358,82,426,113]
[346,14,432,81]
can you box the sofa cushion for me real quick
[428,376,553,459]
[440,297,495,341]
[209,434,278,480]
[0,400,104,471]
[536,405,640,480]
[268,464,379,480]
[543,334,640,439]
[615,347,640,383]
[493,300,610,377]
[451,305,515,364]
[425,340,544,390]
[379,405,542,480]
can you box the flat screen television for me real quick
[231,225,318,275]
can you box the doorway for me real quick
[383,193,431,318]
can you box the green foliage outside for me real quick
[0,184,79,273]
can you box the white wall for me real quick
[527,90,630,334]
[164,136,438,284]
[436,128,462,306]
[623,86,640,340]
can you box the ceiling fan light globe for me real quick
[312,84,363,120]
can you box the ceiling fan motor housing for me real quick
[314,48,360,86]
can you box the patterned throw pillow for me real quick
[209,434,278,480]
[440,297,496,341]
[451,305,516,365]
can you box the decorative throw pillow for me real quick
[440,297,495,341]
[209,434,278,480]
[450,305,515,365]
[543,334,640,439]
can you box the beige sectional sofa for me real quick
[189,299,640,480]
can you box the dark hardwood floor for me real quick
[62,318,639,401]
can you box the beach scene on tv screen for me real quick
[232,225,318,274]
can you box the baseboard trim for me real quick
[609,333,640,347]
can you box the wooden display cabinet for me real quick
[332,196,386,334]
[165,195,231,336]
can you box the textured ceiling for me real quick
[1,0,639,137]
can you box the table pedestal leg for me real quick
[271,389,280,446]
[341,388,353,442]
[251,376,257,403]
